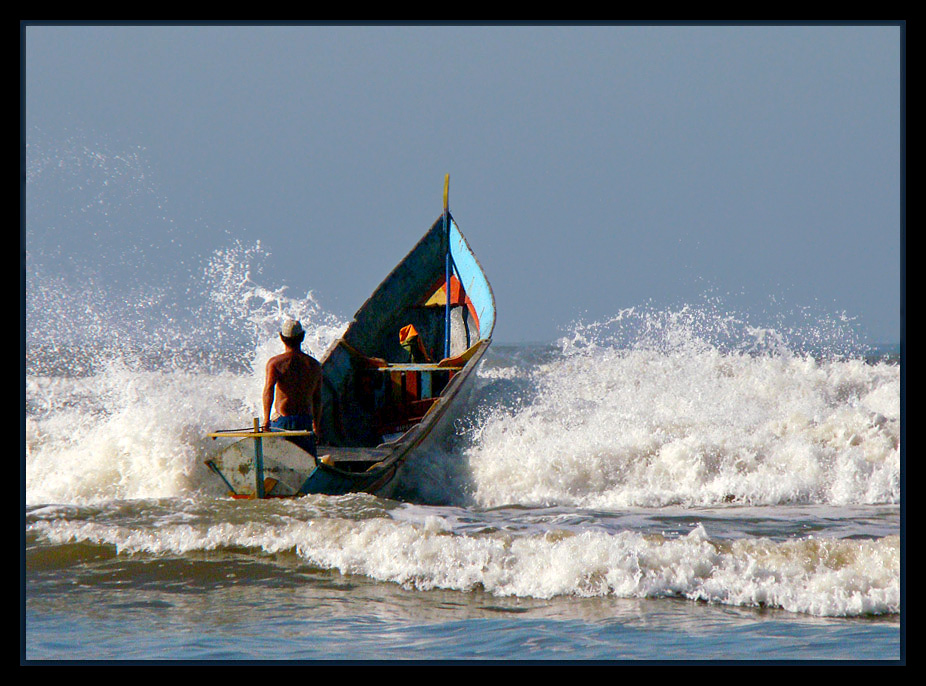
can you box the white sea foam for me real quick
[458,327,900,509]
[28,510,899,617]
[26,368,254,504]
[25,239,348,506]
[25,299,899,509]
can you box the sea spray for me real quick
[451,306,900,510]
[26,235,348,506]
[26,247,900,511]
[26,129,196,358]
[25,131,356,504]
[199,238,346,370]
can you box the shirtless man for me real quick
[262,319,322,456]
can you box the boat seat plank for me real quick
[321,447,393,463]
[371,363,462,372]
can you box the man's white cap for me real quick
[281,319,304,338]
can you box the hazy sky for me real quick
[24,23,903,345]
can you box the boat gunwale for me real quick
[311,336,492,490]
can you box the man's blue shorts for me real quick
[269,414,317,457]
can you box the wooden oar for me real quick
[209,416,316,440]
[207,430,316,439]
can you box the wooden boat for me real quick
[205,176,495,498]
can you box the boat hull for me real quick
[206,437,318,498]
[206,188,494,499]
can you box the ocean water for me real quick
[24,135,903,662]
[24,329,903,662]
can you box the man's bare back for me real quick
[262,348,322,433]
